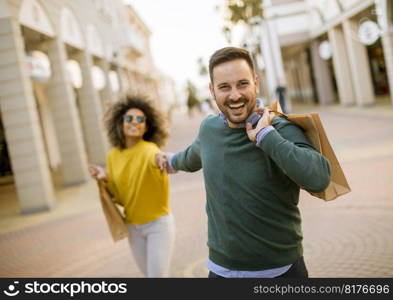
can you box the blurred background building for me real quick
[0,0,177,214]
[1,0,392,216]
[224,0,392,109]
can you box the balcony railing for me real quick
[122,25,145,56]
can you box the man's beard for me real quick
[224,96,253,124]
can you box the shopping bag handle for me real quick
[268,109,289,120]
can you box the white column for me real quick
[381,31,393,105]
[310,40,335,105]
[260,20,291,110]
[260,21,277,105]
[267,20,286,83]
[99,59,116,107]
[343,18,375,106]
[0,17,55,213]
[328,26,356,106]
[77,51,109,165]
[298,51,314,104]
[47,37,89,185]
[118,67,129,98]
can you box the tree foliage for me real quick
[225,0,263,25]
[197,57,208,77]
[219,0,264,43]
[186,80,199,109]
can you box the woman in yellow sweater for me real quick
[88,96,174,277]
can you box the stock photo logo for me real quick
[3,281,20,297]
[2,281,128,297]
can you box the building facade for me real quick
[0,0,176,214]
[258,0,392,108]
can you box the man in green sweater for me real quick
[158,47,331,278]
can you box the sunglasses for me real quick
[123,115,146,124]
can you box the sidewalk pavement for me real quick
[0,102,392,277]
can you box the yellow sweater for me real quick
[106,140,170,225]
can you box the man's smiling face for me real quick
[209,59,259,128]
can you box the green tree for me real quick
[226,0,263,25]
[220,0,264,42]
[197,57,208,77]
[186,80,200,117]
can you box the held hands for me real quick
[88,164,107,181]
[246,107,274,142]
[156,152,177,174]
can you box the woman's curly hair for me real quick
[104,96,169,149]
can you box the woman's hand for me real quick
[88,164,107,181]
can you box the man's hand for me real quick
[246,108,274,142]
[156,152,177,174]
[88,164,107,181]
[156,152,168,171]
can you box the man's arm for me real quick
[156,139,202,173]
[260,119,330,193]
[157,120,205,174]
[156,138,202,173]
[247,109,330,193]
[170,136,202,172]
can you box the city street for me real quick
[0,103,392,278]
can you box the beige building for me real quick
[121,6,162,107]
[251,0,392,108]
[0,0,176,214]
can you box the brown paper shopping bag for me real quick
[267,101,351,201]
[96,180,128,242]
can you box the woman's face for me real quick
[122,108,147,139]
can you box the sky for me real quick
[124,0,230,97]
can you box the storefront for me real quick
[0,115,12,185]
[302,2,391,106]
[368,40,390,98]
[0,0,174,214]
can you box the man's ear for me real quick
[255,75,260,95]
[209,82,215,100]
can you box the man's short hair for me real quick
[209,47,255,83]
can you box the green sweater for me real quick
[172,115,331,270]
